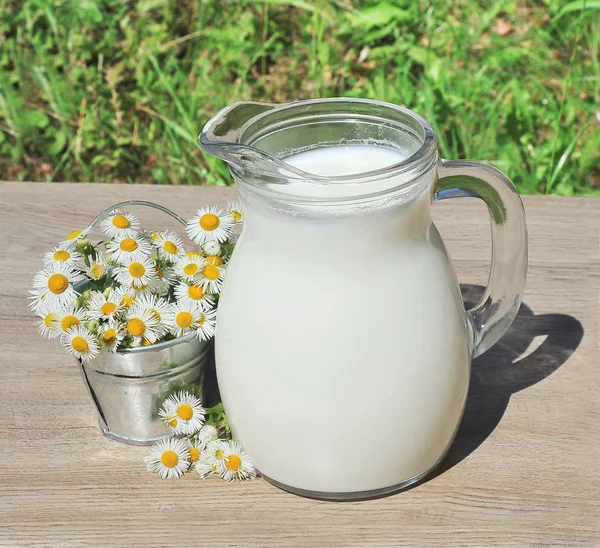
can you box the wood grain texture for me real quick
[0,183,598,548]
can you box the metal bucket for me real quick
[80,328,211,445]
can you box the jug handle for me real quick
[434,160,528,358]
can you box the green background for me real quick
[0,0,598,195]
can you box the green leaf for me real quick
[347,2,411,30]
[25,110,50,129]
[553,0,600,20]
[47,130,68,156]
[407,46,443,83]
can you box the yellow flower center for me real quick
[161,450,178,468]
[197,314,206,326]
[202,265,219,280]
[176,312,193,329]
[142,337,153,346]
[112,214,130,229]
[183,263,198,276]
[205,255,222,266]
[53,250,70,261]
[71,336,89,353]
[168,417,178,427]
[186,251,202,258]
[176,403,193,420]
[187,285,204,300]
[155,265,164,279]
[48,273,69,294]
[102,328,117,345]
[225,454,242,471]
[128,262,145,278]
[61,315,79,332]
[43,313,55,327]
[120,238,138,252]
[163,241,178,254]
[127,318,146,337]
[189,448,200,462]
[150,308,161,321]
[66,229,82,240]
[91,264,106,279]
[199,213,219,231]
[231,210,242,222]
[101,302,117,316]
[151,232,160,242]
[121,294,135,307]
[215,449,223,459]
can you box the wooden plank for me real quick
[0,183,598,547]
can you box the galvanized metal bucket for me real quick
[79,335,211,445]
[77,200,213,445]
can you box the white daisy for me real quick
[61,325,99,362]
[144,438,190,480]
[133,293,170,336]
[153,231,185,260]
[165,301,203,338]
[100,210,140,239]
[49,305,89,338]
[159,391,205,435]
[173,254,204,282]
[86,289,123,320]
[194,307,216,342]
[195,451,216,480]
[125,306,161,346]
[30,263,83,311]
[60,226,92,248]
[202,241,222,256]
[151,264,173,297]
[186,205,234,245]
[85,252,112,281]
[115,255,158,289]
[106,233,153,264]
[35,303,60,339]
[217,440,256,482]
[186,437,207,470]
[174,281,214,309]
[196,424,219,446]
[227,201,243,224]
[113,285,137,309]
[98,319,126,353]
[43,244,82,269]
[196,261,225,294]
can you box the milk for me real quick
[216,145,471,494]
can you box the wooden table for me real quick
[1,183,598,547]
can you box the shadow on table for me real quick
[431,283,584,478]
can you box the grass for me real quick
[0,0,598,195]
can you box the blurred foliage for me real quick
[0,0,598,194]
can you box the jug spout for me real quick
[200,101,297,179]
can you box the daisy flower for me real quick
[61,325,99,362]
[49,305,89,338]
[217,440,256,482]
[144,438,190,480]
[85,252,111,281]
[86,289,123,321]
[113,286,137,309]
[35,303,60,339]
[30,263,83,311]
[152,231,185,261]
[227,201,243,223]
[106,234,153,264]
[165,301,203,338]
[186,437,206,469]
[115,255,158,290]
[173,254,204,282]
[100,210,140,239]
[133,293,171,336]
[197,424,218,446]
[197,261,225,294]
[202,241,222,256]
[98,320,125,353]
[125,305,161,346]
[151,264,173,297]
[43,244,82,269]
[195,451,216,480]
[195,307,216,342]
[174,281,214,309]
[60,226,91,248]
[186,205,234,245]
[186,250,204,259]
[159,391,205,435]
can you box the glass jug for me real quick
[200,98,527,500]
